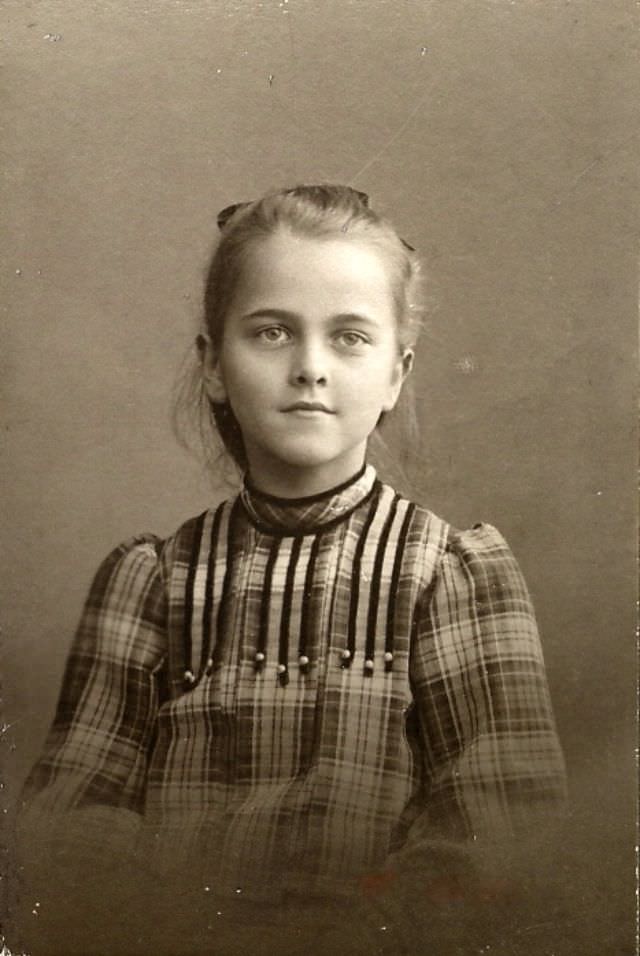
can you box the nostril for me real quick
[291,366,327,386]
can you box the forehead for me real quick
[231,231,396,315]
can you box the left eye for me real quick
[336,331,369,348]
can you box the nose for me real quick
[289,340,328,387]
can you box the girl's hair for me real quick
[173,183,424,483]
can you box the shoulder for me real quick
[407,519,545,683]
[70,534,168,666]
[78,502,234,661]
[153,496,240,575]
[381,482,532,607]
[375,483,450,553]
[88,532,164,600]
[377,487,511,570]
[388,481,525,581]
[90,496,241,589]
[440,521,533,606]
[446,521,516,559]
[414,518,538,654]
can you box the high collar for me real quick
[240,464,378,535]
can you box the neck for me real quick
[244,449,367,499]
[240,463,377,534]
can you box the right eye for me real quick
[256,326,290,344]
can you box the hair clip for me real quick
[217,201,251,230]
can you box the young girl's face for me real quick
[204,230,412,496]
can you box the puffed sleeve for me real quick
[18,534,168,876]
[389,523,567,885]
[361,526,569,955]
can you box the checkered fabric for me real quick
[19,467,567,905]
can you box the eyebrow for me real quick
[242,308,379,327]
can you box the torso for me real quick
[142,468,449,899]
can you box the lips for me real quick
[283,402,335,414]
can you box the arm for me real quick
[18,534,168,874]
[355,525,568,953]
[389,523,567,894]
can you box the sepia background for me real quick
[2,0,637,952]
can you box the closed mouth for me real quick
[283,402,335,414]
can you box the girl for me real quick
[17,185,567,955]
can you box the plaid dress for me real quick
[19,465,567,908]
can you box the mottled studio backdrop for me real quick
[2,0,637,952]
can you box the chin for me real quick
[249,433,366,479]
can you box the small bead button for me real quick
[255,652,265,662]
[341,650,351,661]
[364,659,374,670]
[299,655,310,666]
[277,663,287,674]
[184,669,195,683]
[384,652,393,663]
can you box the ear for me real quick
[382,348,414,412]
[197,333,228,404]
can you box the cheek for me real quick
[218,349,259,396]
[344,355,399,400]
[221,361,279,425]
[339,382,393,429]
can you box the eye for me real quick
[256,326,290,345]
[335,330,371,349]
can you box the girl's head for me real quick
[177,184,424,493]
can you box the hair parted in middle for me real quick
[174,183,425,476]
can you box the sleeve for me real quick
[357,526,569,954]
[388,523,567,887]
[17,534,168,877]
